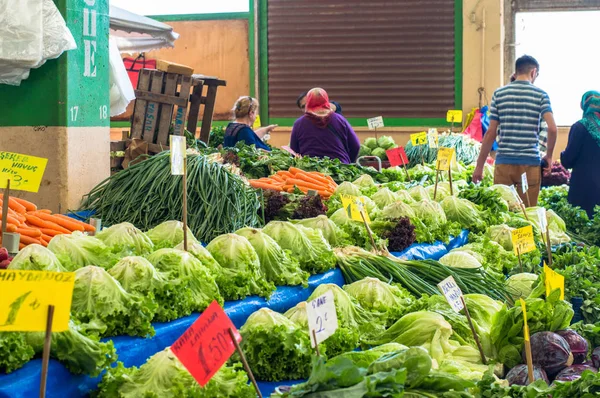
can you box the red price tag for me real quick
[170,301,241,386]
[386,147,408,167]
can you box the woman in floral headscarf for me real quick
[290,88,360,164]
[561,91,600,217]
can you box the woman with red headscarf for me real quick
[290,88,360,164]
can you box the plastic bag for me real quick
[109,38,136,116]
[35,0,76,68]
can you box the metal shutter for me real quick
[266,0,458,119]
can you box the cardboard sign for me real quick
[340,194,371,223]
[521,172,529,194]
[446,110,463,123]
[0,151,48,193]
[410,132,427,146]
[171,301,241,387]
[511,226,536,255]
[544,264,565,300]
[253,115,261,130]
[520,299,531,341]
[386,147,408,167]
[306,291,338,347]
[367,116,384,130]
[0,270,74,332]
[437,276,464,313]
[537,208,548,234]
[170,135,186,176]
[436,148,455,171]
[428,129,439,148]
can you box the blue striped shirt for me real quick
[490,81,553,165]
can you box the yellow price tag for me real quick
[446,110,463,123]
[0,151,48,193]
[544,264,565,300]
[0,270,75,332]
[253,115,262,130]
[340,194,371,224]
[436,148,455,171]
[410,132,427,146]
[511,226,536,256]
[520,298,530,342]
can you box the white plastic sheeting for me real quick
[109,38,136,117]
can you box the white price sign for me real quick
[521,172,529,194]
[367,116,384,130]
[428,128,439,148]
[537,208,548,234]
[170,135,186,175]
[509,185,523,204]
[438,276,464,313]
[306,291,338,347]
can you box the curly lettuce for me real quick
[96,222,154,257]
[174,240,222,276]
[295,215,351,248]
[0,332,34,373]
[48,231,116,270]
[8,244,67,272]
[145,220,197,250]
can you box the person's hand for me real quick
[542,154,553,175]
[472,166,484,184]
[265,124,278,133]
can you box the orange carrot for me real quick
[276,170,293,177]
[0,196,27,214]
[306,173,333,186]
[19,243,26,250]
[271,175,284,183]
[36,209,52,214]
[2,214,21,226]
[286,179,327,192]
[40,228,62,237]
[10,197,37,212]
[41,234,53,242]
[16,227,42,238]
[33,212,85,232]
[7,208,26,223]
[295,173,330,188]
[288,167,304,175]
[0,223,18,233]
[24,214,71,234]
[19,235,41,245]
[249,181,283,191]
[53,214,95,232]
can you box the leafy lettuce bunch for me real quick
[295,215,351,247]
[48,231,116,270]
[205,234,275,300]
[0,332,34,373]
[146,220,197,250]
[174,240,222,276]
[8,244,67,272]
[96,222,154,257]
[72,266,156,338]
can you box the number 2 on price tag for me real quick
[306,291,338,347]
[170,301,241,386]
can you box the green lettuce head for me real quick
[96,222,154,257]
[240,308,313,381]
[371,188,400,209]
[174,240,222,277]
[146,220,197,250]
[72,266,156,337]
[344,277,413,325]
[439,252,483,269]
[410,200,447,227]
[48,231,116,270]
[353,174,377,188]
[381,201,416,220]
[490,184,521,212]
[205,234,275,300]
[8,244,67,272]
[441,196,486,232]
[263,221,336,274]
[505,273,539,301]
[334,181,360,196]
[364,137,378,149]
[146,248,223,310]
[295,215,350,247]
[425,183,452,201]
[409,185,429,201]
[0,332,35,373]
[487,224,515,251]
[236,227,309,287]
[377,135,396,150]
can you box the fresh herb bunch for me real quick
[208,125,225,147]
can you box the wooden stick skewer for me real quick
[460,297,487,364]
[312,329,320,356]
[1,179,10,237]
[39,305,55,398]
[228,328,262,398]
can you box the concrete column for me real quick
[0,0,110,212]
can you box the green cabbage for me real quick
[487,224,515,251]
[0,332,34,373]
[522,207,571,245]
[425,183,452,201]
[108,256,196,322]
[174,240,222,276]
[381,201,416,220]
[353,174,377,188]
[240,308,314,381]
[72,266,156,337]
[95,222,154,257]
[441,196,486,232]
[439,252,483,269]
[359,144,372,157]
[377,135,396,150]
[146,248,224,309]
[371,188,399,209]
[394,189,416,204]
[26,320,116,376]
[490,184,521,212]
[205,234,275,300]
[364,137,378,149]
[295,215,350,247]
[371,147,388,160]
[263,221,336,274]
[95,348,255,398]
[505,273,539,301]
[236,227,309,286]
[450,247,484,264]
[8,244,67,272]
[332,342,408,368]
[145,220,197,250]
[334,181,360,196]
[409,185,429,201]
[410,200,447,226]
[48,231,115,270]
[329,209,381,250]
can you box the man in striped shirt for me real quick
[473,55,557,205]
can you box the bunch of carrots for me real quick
[249,167,338,199]
[0,195,95,249]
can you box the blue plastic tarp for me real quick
[390,241,448,260]
[0,269,344,398]
[445,230,470,251]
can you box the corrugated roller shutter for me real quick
[515,0,600,11]
[267,0,457,119]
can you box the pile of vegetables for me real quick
[542,161,571,187]
[0,194,95,249]
[359,136,398,160]
[249,167,338,199]
[404,132,481,167]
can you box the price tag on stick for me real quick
[520,299,535,384]
[521,173,531,207]
[307,290,338,350]
[511,226,536,256]
[340,194,371,223]
[446,110,463,124]
[436,148,455,172]
[170,136,186,176]
[410,132,428,146]
[0,151,48,193]
[428,129,439,148]
[367,116,384,130]
[386,147,408,167]
[544,264,565,300]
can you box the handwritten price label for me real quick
[521,172,529,194]
[307,290,338,347]
[446,110,463,123]
[511,226,536,256]
[537,208,548,234]
[510,185,524,204]
[436,148,455,171]
[170,135,186,176]
[171,301,241,386]
[428,129,439,148]
[410,132,427,146]
[340,194,371,223]
[544,264,565,300]
[437,276,464,313]
[0,270,74,332]
[386,147,408,167]
[367,116,384,130]
[0,151,48,193]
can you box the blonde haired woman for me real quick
[223,96,277,151]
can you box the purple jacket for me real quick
[290,113,361,164]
